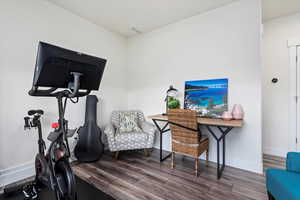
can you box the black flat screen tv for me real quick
[32,42,107,91]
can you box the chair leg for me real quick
[195,158,199,176]
[114,151,119,160]
[171,152,175,169]
[206,149,209,167]
[144,149,150,157]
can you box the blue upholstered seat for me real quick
[266,152,300,200]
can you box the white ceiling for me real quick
[47,0,236,37]
[263,0,300,22]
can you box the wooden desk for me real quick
[148,114,243,179]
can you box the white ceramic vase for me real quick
[232,104,244,120]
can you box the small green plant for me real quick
[167,97,180,109]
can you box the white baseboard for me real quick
[0,162,35,188]
[263,147,287,158]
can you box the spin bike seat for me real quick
[28,109,44,116]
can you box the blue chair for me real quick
[266,152,300,200]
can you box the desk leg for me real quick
[207,126,233,179]
[223,133,226,168]
[152,119,171,162]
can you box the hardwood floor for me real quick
[263,154,285,172]
[73,150,270,200]
[0,152,285,200]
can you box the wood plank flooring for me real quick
[0,152,285,200]
[73,150,270,200]
[263,154,285,172]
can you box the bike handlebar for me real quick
[28,87,91,98]
[28,72,91,98]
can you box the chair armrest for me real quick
[140,121,156,134]
[286,152,300,173]
[104,123,116,138]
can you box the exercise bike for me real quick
[22,41,106,200]
[24,73,92,200]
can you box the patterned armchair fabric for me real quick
[104,110,155,152]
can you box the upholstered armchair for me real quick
[104,110,155,159]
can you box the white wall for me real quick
[0,0,264,185]
[127,0,263,173]
[262,13,300,157]
[0,0,127,185]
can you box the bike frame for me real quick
[35,96,71,160]
[28,73,89,200]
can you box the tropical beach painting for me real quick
[184,79,228,118]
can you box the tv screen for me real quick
[184,79,228,118]
[32,42,107,91]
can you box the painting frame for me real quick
[184,78,228,118]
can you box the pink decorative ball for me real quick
[221,111,233,121]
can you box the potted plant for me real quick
[167,96,180,109]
